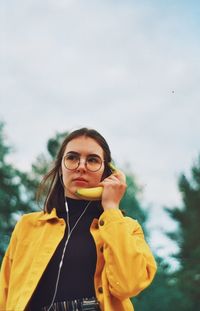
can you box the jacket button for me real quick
[100,246,103,253]
[98,286,103,293]
[99,220,104,226]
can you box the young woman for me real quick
[0,127,157,311]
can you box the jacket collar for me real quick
[38,208,59,221]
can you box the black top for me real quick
[28,197,103,309]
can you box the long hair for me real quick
[37,128,112,213]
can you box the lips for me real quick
[73,177,88,184]
[73,178,87,182]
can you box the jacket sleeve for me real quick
[98,208,157,300]
[0,220,20,310]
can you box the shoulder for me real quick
[13,211,46,235]
[20,210,45,223]
[14,208,59,233]
[4,211,47,254]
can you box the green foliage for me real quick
[165,155,200,310]
[119,174,148,243]
[0,122,31,261]
[47,132,68,158]
[132,256,187,311]
[120,174,147,226]
[0,126,68,263]
[17,131,69,210]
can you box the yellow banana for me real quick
[108,162,116,172]
[76,186,103,200]
[75,162,117,200]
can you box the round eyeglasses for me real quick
[63,153,104,172]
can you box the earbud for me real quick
[65,201,69,213]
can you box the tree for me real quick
[22,131,69,210]
[120,173,147,227]
[132,253,189,311]
[0,122,31,262]
[0,128,69,264]
[166,155,200,310]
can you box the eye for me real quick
[66,153,79,161]
[87,156,101,164]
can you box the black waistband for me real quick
[40,297,101,311]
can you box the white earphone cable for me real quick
[46,200,92,311]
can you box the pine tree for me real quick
[120,174,147,227]
[133,256,184,311]
[0,122,30,262]
[166,155,200,310]
[22,131,69,210]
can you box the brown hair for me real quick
[37,127,112,213]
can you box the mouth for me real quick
[73,178,88,182]
[73,178,88,186]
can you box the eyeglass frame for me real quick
[62,152,105,172]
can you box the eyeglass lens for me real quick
[64,153,103,172]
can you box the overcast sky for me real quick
[1,0,200,265]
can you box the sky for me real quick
[1,0,200,266]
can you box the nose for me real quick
[77,158,87,172]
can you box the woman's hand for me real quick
[98,169,127,210]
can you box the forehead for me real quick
[64,136,104,157]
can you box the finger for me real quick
[99,176,124,188]
[112,170,126,183]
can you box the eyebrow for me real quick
[65,151,102,158]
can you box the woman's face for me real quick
[61,136,105,199]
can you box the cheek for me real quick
[61,167,71,185]
[93,169,105,184]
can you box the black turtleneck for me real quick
[28,198,103,310]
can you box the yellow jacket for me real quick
[0,208,157,311]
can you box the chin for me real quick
[65,187,79,199]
